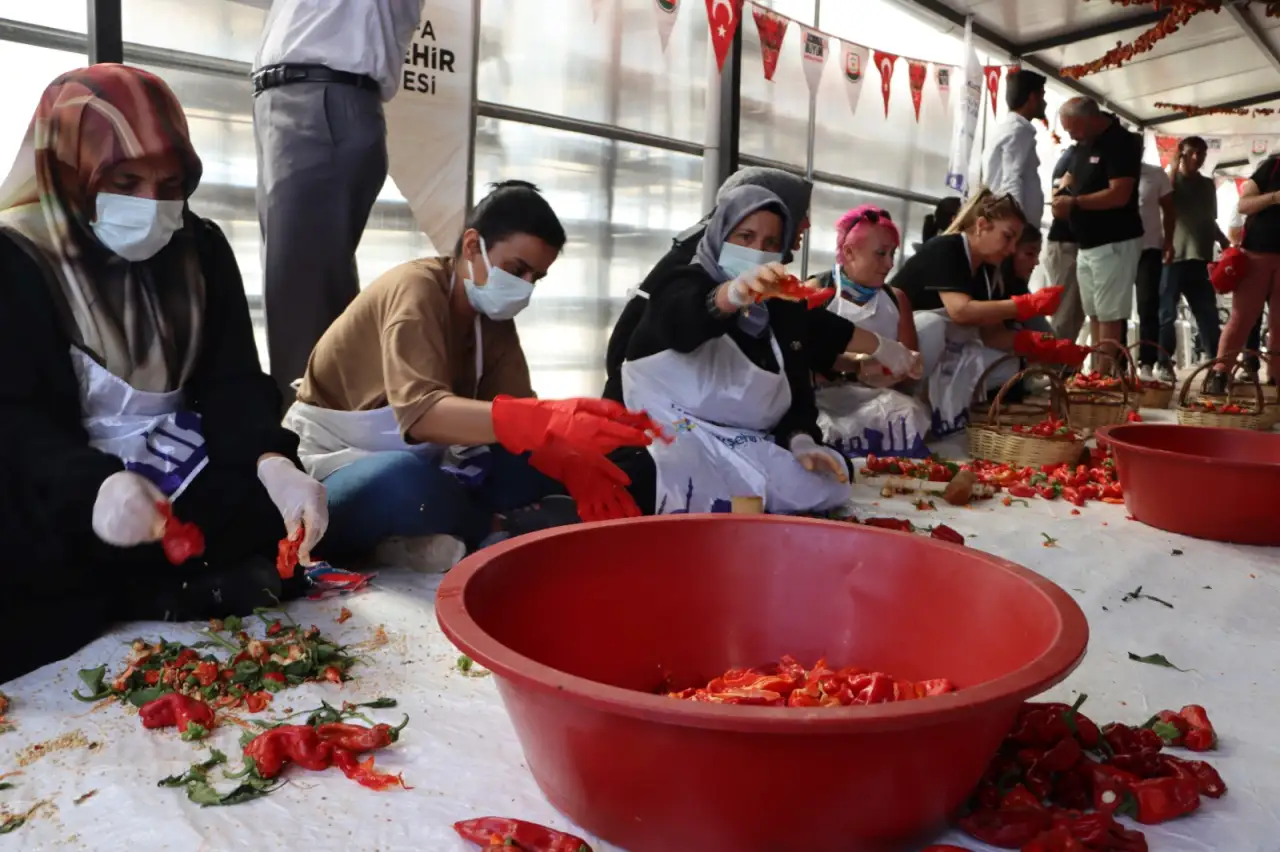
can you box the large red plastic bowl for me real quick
[1097,423,1280,545]
[436,515,1088,851]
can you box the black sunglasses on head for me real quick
[850,208,892,227]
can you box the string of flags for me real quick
[591,0,1018,123]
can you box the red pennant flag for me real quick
[983,65,1002,115]
[751,3,788,81]
[705,0,744,72]
[907,60,927,122]
[874,50,897,117]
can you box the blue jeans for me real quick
[1159,261,1221,366]
[318,446,562,557]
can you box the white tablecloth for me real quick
[2,468,1277,851]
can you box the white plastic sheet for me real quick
[2,452,1279,850]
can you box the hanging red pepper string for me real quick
[156,501,206,566]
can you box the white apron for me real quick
[920,263,1019,436]
[72,348,208,500]
[817,284,931,458]
[284,317,483,482]
[622,332,850,515]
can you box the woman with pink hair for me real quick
[812,205,931,459]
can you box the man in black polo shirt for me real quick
[1042,145,1084,342]
[1053,98,1143,367]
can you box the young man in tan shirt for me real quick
[284,181,653,559]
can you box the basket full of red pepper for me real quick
[968,367,1086,469]
[1177,358,1267,431]
[948,696,1225,850]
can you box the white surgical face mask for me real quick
[463,236,535,321]
[91,193,185,262]
[718,242,782,280]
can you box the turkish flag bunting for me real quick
[705,0,745,72]
[751,2,788,81]
[983,65,1002,115]
[874,50,897,117]
[907,60,927,122]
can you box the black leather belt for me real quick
[252,63,380,96]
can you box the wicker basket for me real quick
[967,355,1050,427]
[967,366,1085,466]
[1065,341,1135,431]
[1176,358,1267,430]
[1125,341,1175,409]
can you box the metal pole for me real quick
[86,0,123,64]
[702,16,743,212]
[465,0,481,215]
[800,0,820,279]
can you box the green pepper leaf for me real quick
[1041,532,1058,547]
[456,655,473,674]
[0,816,25,834]
[221,615,243,633]
[357,697,397,709]
[180,723,209,742]
[127,686,172,708]
[1128,652,1190,672]
[0,783,13,791]
[72,665,110,702]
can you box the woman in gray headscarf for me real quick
[607,186,915,516]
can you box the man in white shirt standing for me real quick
[249,0,427,401]
[983,70,1047,228]
[1135,161,1173,381]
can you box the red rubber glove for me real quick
[1011,285,1064,321]
[529,445,642,522]
[491,396,658,456]
[1013,330,1089,367]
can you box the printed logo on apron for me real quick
[72,348,208,500]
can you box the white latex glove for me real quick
[93,471,167,547]
[257,456,328,566]
[871,334,918,378]
[789,434,849,483]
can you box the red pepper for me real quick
[957,807,1051,848]
[1101,722,1142,756]
[266,620,285,637]
[1122,775,1200,824]
[1037,736,1083,772]
[156,502,205,566]
[1108,750,1165,780]
[244,691,272,713]
[277,527,304,579]
[1049,809,1147,851]
[1088,761,1139,812]
[1007,484,1037,498]
[454,817,593,851]
[143,669,161,685]
[1000,783,1045,812]
[139,693,215,736]
[1159,753,1227,798]
[262,671,286,686]
[322,665,344,685]
[244,725,334,777]
[1143,710,1190,747]
[174,649,199,667]
[193,661,218,687]
[330,748,409,791]
[1178,705,1217,751]
[930,524,966,545]
[1062,487,1085,507]
[862,517,915,532]
[315,721,402,752]
[1021,827,1087,852]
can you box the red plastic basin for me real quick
[1097,423,1280,545]
[436,515,1088,851]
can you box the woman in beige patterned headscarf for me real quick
[0,65,327,683]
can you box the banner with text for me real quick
[384,0,475,255]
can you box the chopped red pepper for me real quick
[1178,705,1217,751]
[930,524,966,545]
[156,501,205,566]
[139,693,215,737]
[862,517,915,532]
[193,661,219,687]
[322,665,344,685]
[454,817,592,851]
[244,691,272,713]
[331,749,410,791]
[1122,775,1201,824]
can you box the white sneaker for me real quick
[1154,364,1177,384]
[373,535,466,574]
[1139,365,1154,383]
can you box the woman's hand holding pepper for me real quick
[720,261,791,308]
[92,471,167,547]
[257,456,328,566]
[1012,286,1065,321]
[492,396,658,458]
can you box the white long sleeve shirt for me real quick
[252,0,426,101]
[983,113,1044,228]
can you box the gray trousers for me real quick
[254,82,389,398]
[1041,239,1084,343]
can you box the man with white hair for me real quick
[1052,97,1143,368]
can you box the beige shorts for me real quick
[1077,238,1141,322]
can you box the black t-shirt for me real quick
[1048,147,1076,244]
[1243,156,1280,253]
[1066,117,1143,249]
[889,233,1001,312]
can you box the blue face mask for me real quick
[464,237,534,321]
[718,243,782,280]
[835,264,881,303]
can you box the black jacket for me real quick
[609,261,854,448]
[0,217,297,680]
